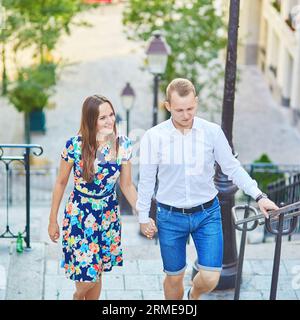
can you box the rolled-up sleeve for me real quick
[213,126,262,200]
[136,131,159,223]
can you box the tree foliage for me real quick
[1,0,89,112]
[7,62,57,113]
[123,0,227,113]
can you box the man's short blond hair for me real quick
[166,78,196,103]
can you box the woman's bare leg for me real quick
[85,276,102,300]
[73,282,96,300]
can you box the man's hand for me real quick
[140,218,158,240]
[257,198,279,219]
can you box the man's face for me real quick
[165,91,198,130]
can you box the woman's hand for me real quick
[140,218,158,240]
[48,221,60,243]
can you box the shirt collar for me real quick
[167,117,202,134]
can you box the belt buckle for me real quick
[182,208,186,214]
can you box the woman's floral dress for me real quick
[60,135,132,282]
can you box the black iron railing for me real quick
[0,166,57,205]
[267,173,300,205]
[232,201,300,300]
[267,172,300,241]
[0,144,43,248]
[232,162,300,300]
[244,163,300,240]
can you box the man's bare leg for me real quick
[189,269,221,300]
[163,272,185,300]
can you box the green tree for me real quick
[4,0,89,63]
[1,0,90,142]
[123,0,227,117]
[7,62,57,143]
[0,2,24,94]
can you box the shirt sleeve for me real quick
[120,135,133,163]
[213,126,262,200]
[61,138,75,163]
[136,131,159,223]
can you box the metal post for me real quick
[214,0,240,290]
[153,74,159,127]
[126,110,130,137]
[269,213,284,300]
[25,112,31,144]
[5,162,10,234]
[234,205,250,300]
[24,148,31,248]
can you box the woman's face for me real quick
[97,102,115,137]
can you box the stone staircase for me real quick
[2,210,300,300]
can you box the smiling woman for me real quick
[48,94,138,300]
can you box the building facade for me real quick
[237,0,300,129]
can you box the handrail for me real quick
[0,144,43,248]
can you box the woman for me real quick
[48,94,137,300]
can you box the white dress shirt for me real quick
[136,117,262,223]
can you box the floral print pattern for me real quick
[60,135,132,282]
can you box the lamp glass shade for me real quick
[121,95,134,111]
[147,53,168,75]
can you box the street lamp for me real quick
[121,82,135,136]
[145,30,170,126]
[214,0,240,290]
[191,0,241,290]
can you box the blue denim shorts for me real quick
[156,197,223,275]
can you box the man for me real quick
[137,78,278,300]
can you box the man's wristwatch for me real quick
[255,192,268,202]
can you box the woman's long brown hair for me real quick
[78,94,118,182]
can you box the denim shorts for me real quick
[156,197,223,275]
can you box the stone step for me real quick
[5,241,45,300]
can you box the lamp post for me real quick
[214,0,241,290]
[121,82,135,136]
[145,31,170,126]
[191,0,241,289]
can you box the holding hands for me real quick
[140,218,158,240]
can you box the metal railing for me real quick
[232,163,300,300]
[0,166,57,205]
[244,163,300,240]
[0,144,43,248]
[232,201,300,300]
[267,172,300,241]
